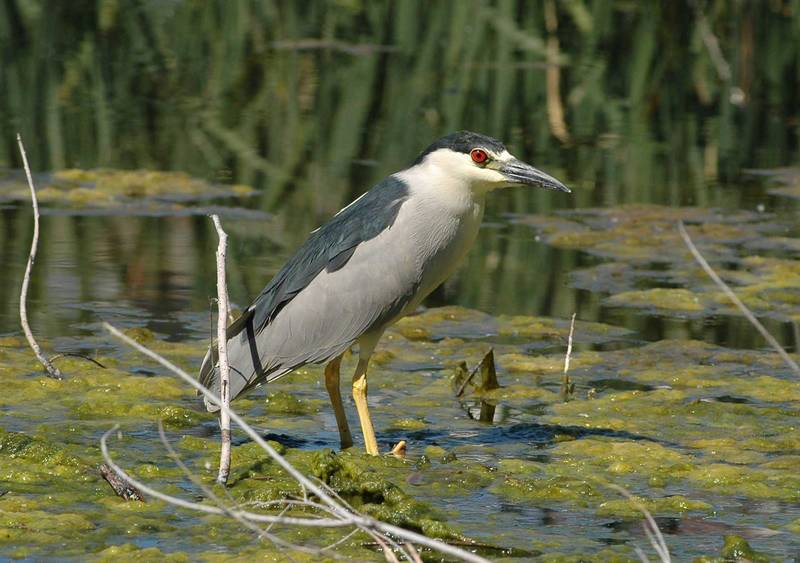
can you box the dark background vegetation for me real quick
[0,0,798,341]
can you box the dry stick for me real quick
[16,134,62,380]
[211,215,232,485]
[49,352,106,369]
[608,484,670,563]
[156,421,268,539]
[677,221,800,375]
[405,543,424,563]
[100,426,348,528]
[321,527,360,553]
[561,313,576,401]
[455,359,483,397]
[102,322,490,563]
[99,462,145,501]
[156,422,323,557]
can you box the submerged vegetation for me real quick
[1,0,800,560]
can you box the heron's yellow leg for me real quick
[324,356,353,449]
[352,358,379,455]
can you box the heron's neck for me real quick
[395,162,486,217]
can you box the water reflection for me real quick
[1,3,799,351]
[3,200,800,356]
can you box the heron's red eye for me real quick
[470,148,488,164]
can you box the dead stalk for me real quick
[99,462,145,501]
[211,214,232,485]
[677,221,800,375]
[102,322,490,563]
[101,426,348,527]
[156,421,323,555]
[608,484,670,563]
[561,313,576,401]
[16,133,62,380]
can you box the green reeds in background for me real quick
[0,0,798,341]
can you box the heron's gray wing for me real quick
[251,176,409,331]
[198,176,410,408]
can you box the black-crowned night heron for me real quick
[199,131,570,455]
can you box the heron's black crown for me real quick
[413,131,506,164]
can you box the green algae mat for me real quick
[0,169,260,217]
[1,300,798,560]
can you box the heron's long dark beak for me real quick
[500,159,571,193]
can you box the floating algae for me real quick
[0,168,256,216]
[518,204,800,322]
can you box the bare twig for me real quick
[17,134,62,380]
[100,426,349,528]
[373,534,400,563]
[608,484,670,563]
[102,322,490,563]
[321,527,360,553]
[156,421,323,556]
[561,313,577,401]
[211,214,232,485]
[405,543,424,563]
[157,420,264,537]
[99,462,145,501]
[49,353,107,369]
[455,360,483,397]
[677,221,800,375]
[456,349,496,397]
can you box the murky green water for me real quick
[2,2,800,561]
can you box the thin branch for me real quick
[156,421,321,557]
[99,462,144,501]
[16,134,62,380]
[321,527,360,553]
[563,313,576,374]
[455,359,483,397]
[608,484,670,563]
[102,322,490,563]
[99,426,349,528]
[373,533,400,563]
[561,313,577,401]
[677,221,800,375]
[211,214,232,485]
[49,353,107,369]
[103,322,350,517]
[405,543,424,563]
[265,505,292,535]
[157,421,266,538]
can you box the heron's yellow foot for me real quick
[352,360,379,455]
[389,440,407,458]
[324,356,353,450]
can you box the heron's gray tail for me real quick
[198,311,266,412]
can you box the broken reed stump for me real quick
[452,349,499,423]
[100,462,145,502]
[560,313,577,402]
[454,348,498,397]
[476,350,499,423]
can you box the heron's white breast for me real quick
[393,164,486,310]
